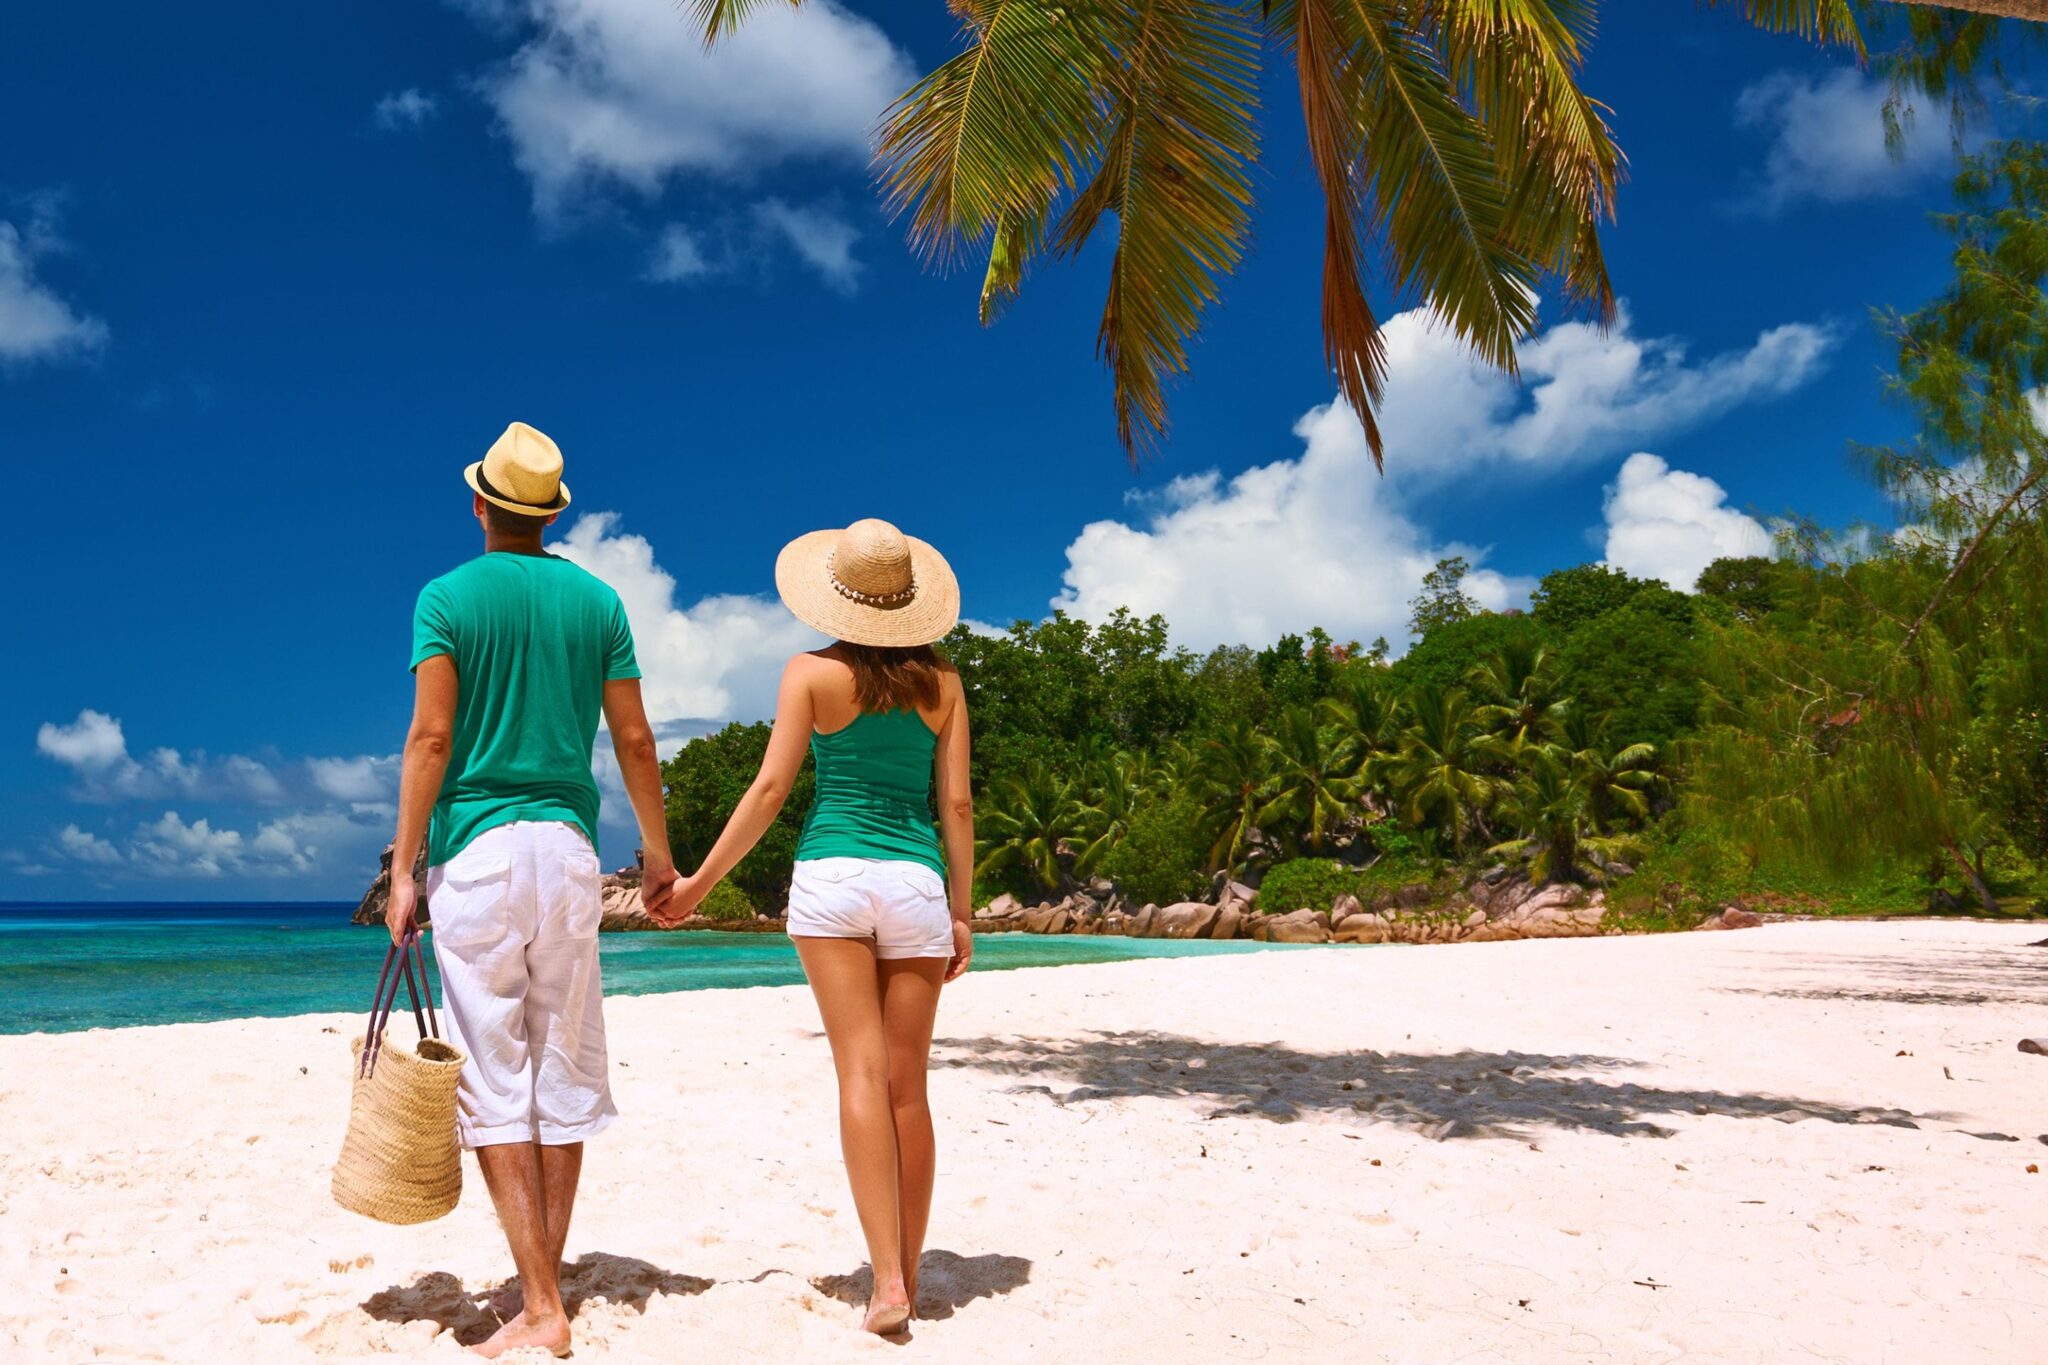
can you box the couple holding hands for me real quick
[385,421,975,1356]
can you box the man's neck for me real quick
[484,534,549,557]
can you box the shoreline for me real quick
[6,920,2047,1361]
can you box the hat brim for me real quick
[776,529,960,648]
[465,462,571,517]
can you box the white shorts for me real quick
[426,820,617,1149]
[786,857,955,959]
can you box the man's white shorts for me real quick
[427,820,617,1149]
[786,857,955,959]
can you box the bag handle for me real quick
[360,928,440,1079]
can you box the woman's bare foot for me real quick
[470,1308,572,1359]
[861,1274,912,1336]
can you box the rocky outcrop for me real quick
[1696,905,1764,931]
[352,843,429,927]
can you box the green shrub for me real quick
[1099,795,1209,906]
[1256,858,1359,913]
[697,881,756,924]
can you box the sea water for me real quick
[0,903,1290,1034]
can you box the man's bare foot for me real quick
[470,1309,571,1359]
[862,1275,911,1336]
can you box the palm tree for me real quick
[1320,671,1399,776]
[1073,750,1154,873]
[1193,717,1273,872]
[1487,747,1639,884]
[1376,685,1507,855]
[1551,708,1661,834]
[691,1,1908,462]
[1255,705,1359,854]
[1468,641,1567,752]
[975,761,1091,893]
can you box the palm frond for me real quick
[1050,0,1261,458]
[1699,0,1864,50]
[685,0,802,46]
[876,1,1105,275]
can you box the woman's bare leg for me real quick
[794,937,912,1333]
[878,957,945,1314]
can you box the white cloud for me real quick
[37,709,127,769]
[1373,305,1836,483]
[374,87,439,130]
[0,198,107,365]
[1733,69,1952,214]
[646,224,715,282]
[478,0,912,219]
[131,812,247,878]
[306,755,398,804]
[1055,302,1833,648]
[56,824,121,865]
[553,512,822,730]
[1056,400,1531,651]
[752,199,861,292]
[1601,453,1773,591]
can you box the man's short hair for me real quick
[483,501,553,536]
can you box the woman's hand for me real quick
[944,919,974,983]
[647,872,709,928]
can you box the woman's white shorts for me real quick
[786,857,955,959]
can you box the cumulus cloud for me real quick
[306,755,398,804]
[1733,69,1952,214]
[645,224,715,282]
[1056,400,1531,651]
[373,87,439,130]
[56,824,121,865]
[1374,305,1836,482]
[752,199,861,292]
[1601,453,1773,591]
[478,0,912,219]
[1056,302,1832,648]
[553,512,821,732]
[36,708,389,808]
[0,197,107,365]
[40,806,387,880]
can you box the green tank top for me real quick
[796,709,946,877]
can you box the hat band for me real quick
[478,463,560,513]
[828,551,916,607]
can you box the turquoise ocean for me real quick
[0,903,1287,1035]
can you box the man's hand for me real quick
[944,919,974,983]
[387,875,419,946]
[646,872,709,929]
[641,858,681,921]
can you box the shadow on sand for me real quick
[809,1249,1033,1327]
[361,1252,711,1347]
[933,1030,1951,1140]
[1714,946,2048,1009]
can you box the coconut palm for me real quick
[1550,707,1661,833]
[1255,705,1360,854]
[1376,685,1508,855]
[1073,749,1156,872]
[1320,671,1400,780]
[1193,716,1273,872]
[1468,641,1567,752]
[690,1,1916,462]
[975,761,1091,892]
[1487,747,1638,884]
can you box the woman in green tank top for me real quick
[648,519,974,1338]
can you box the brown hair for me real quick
[842,642,944,713]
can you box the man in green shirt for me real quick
[386,421,678,1361]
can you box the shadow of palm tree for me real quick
[361,1253,710,1346]
[811,1249,1032,1323]
[933,1031,1948,1140]
[1715,947,2048,1008]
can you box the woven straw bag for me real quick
[332,929,465,1225]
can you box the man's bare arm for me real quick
[603,678,678,911]
[388,654,458,944]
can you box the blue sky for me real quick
[0,1,2005,898]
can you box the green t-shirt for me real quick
[410,551,639,867]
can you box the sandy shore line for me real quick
[3,921,2045,1362]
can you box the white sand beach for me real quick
[3,921,2046,1363]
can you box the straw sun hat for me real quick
[776,519,960,648]
[465,421,572,516]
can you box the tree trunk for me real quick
[1942,837,2000,915]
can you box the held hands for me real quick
[944,918,974,983]
[386,875,419,946]
[642,861,708,928]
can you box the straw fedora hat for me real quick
[465,421,572,516]
[776,519,960,648]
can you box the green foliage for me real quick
[697,881,757,924]
[1530,563,1660,633]
[1256,858,1360,914]
[1408,556,1480,638]
[1096,794,1210,907]
[1389,611,1552,695]
[661,722,813,907]
[1554,601,1706,752]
